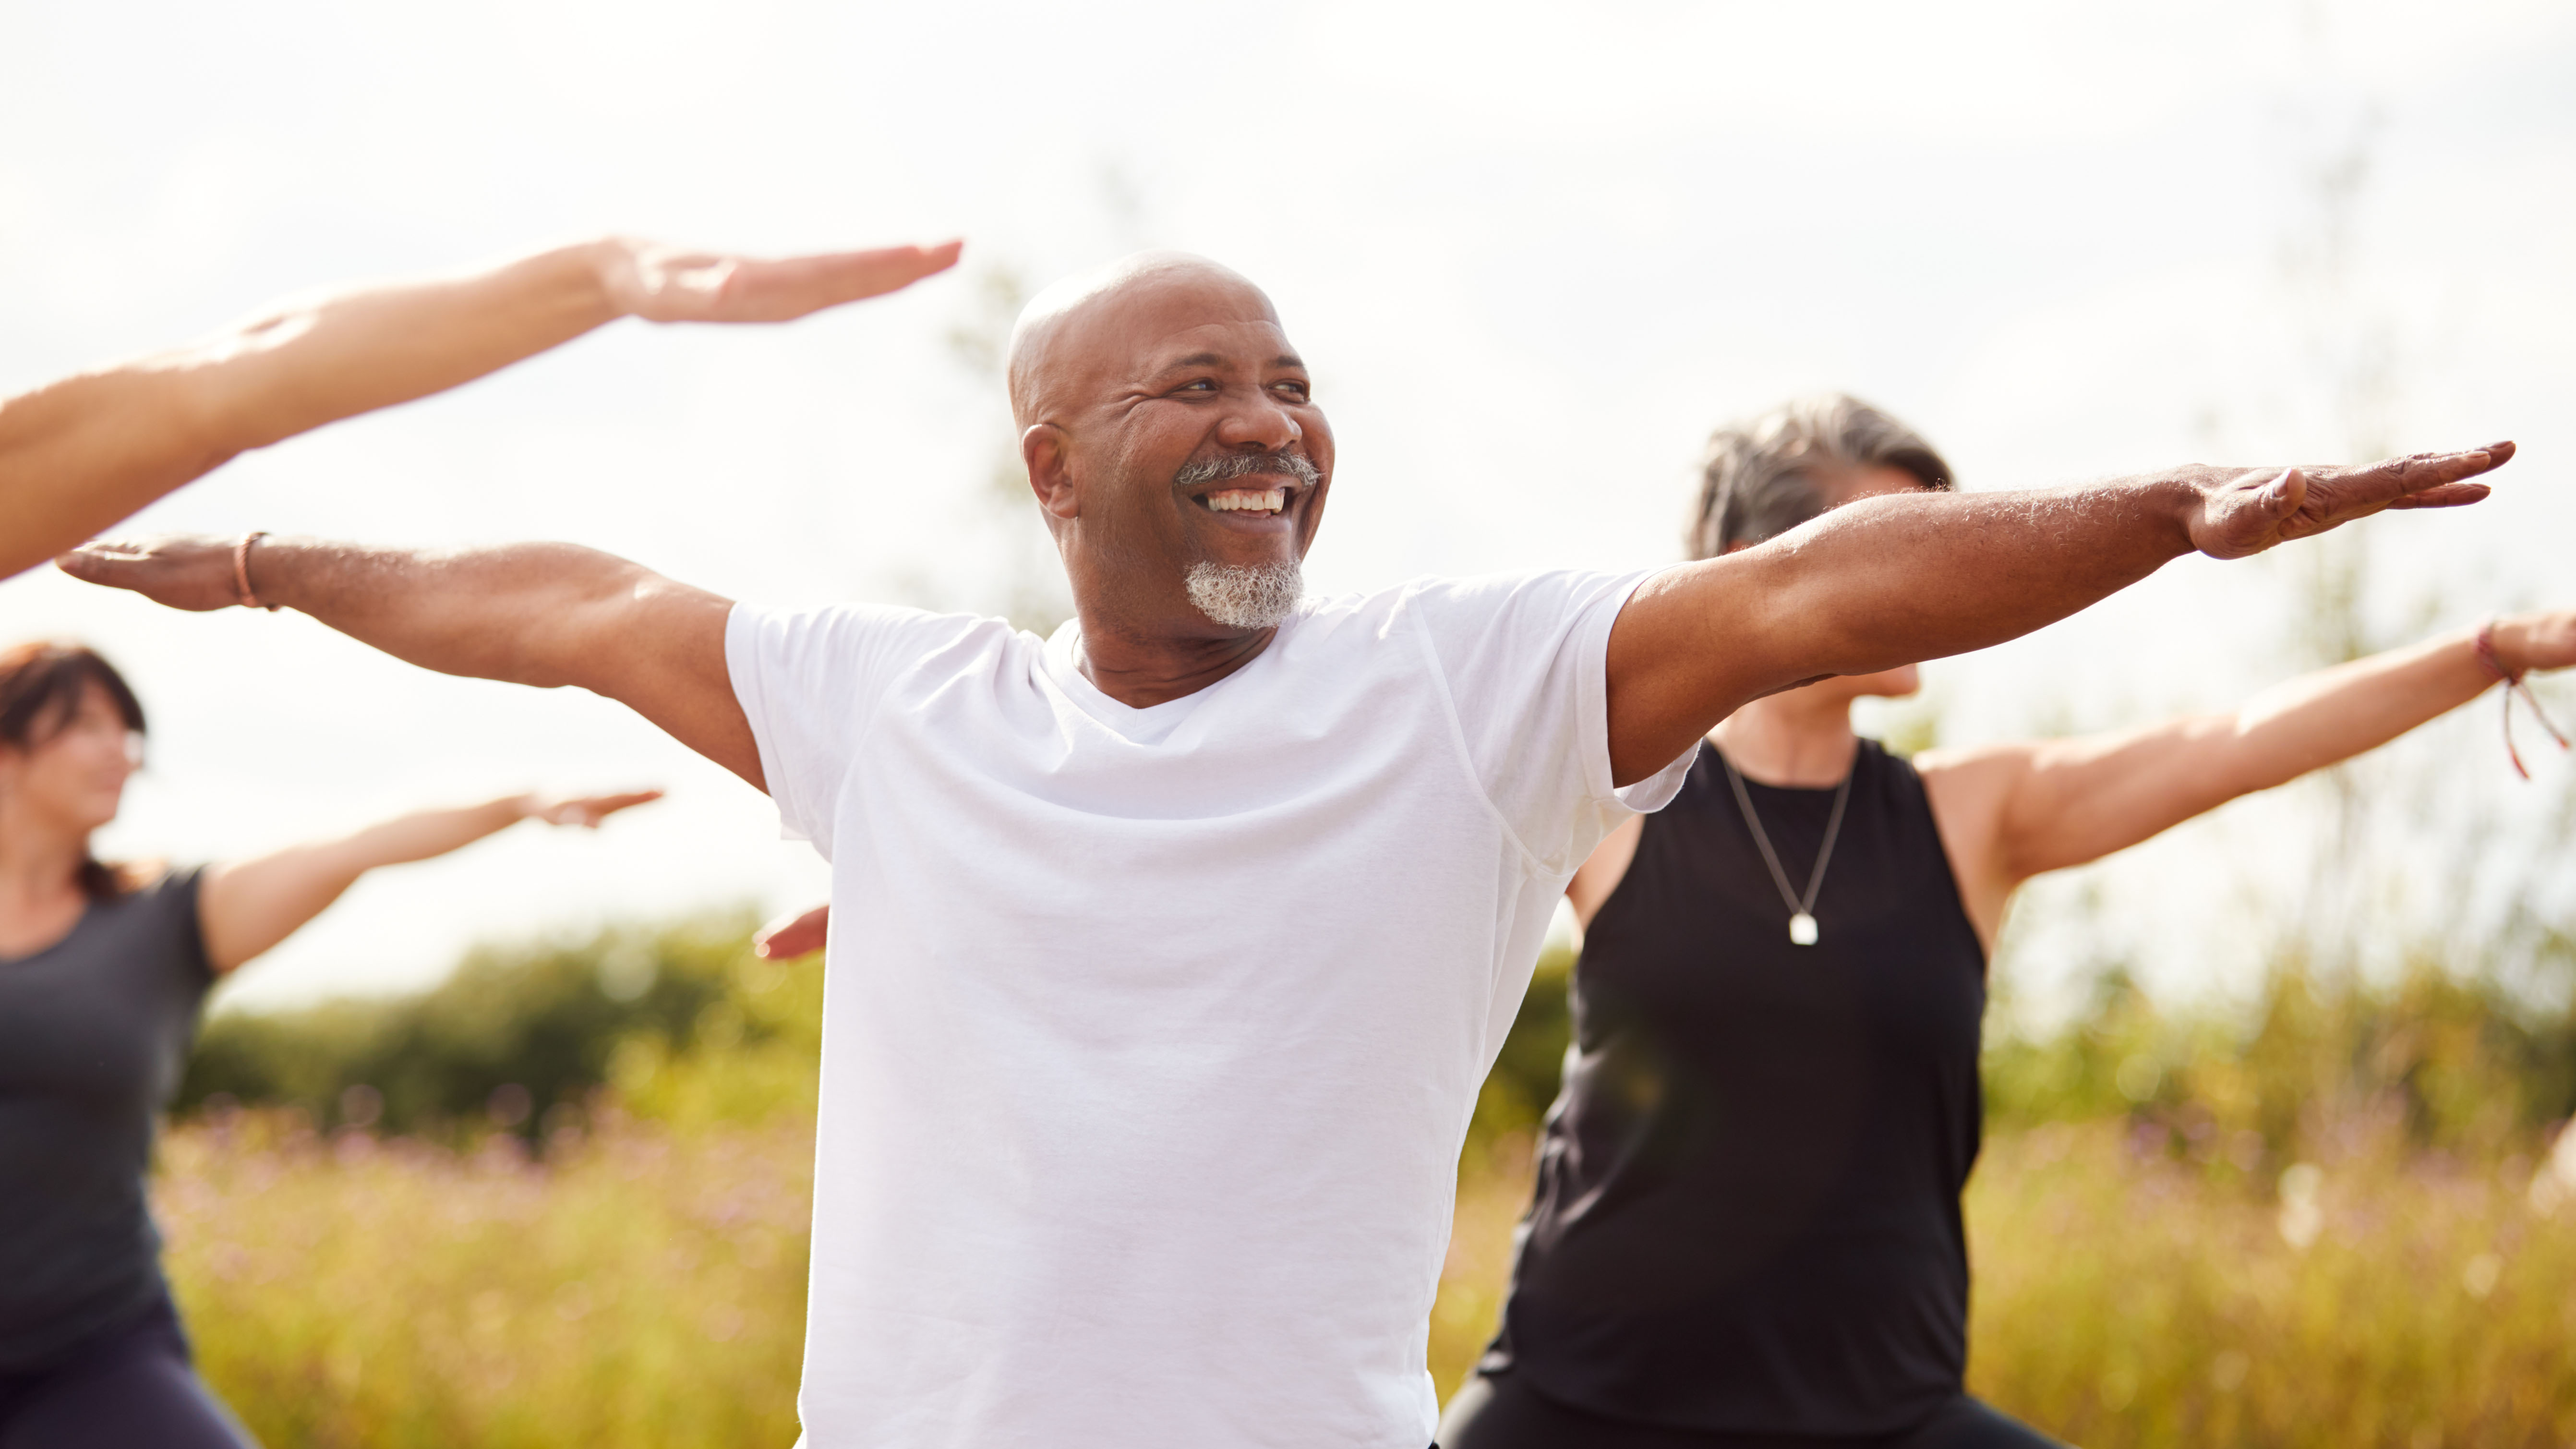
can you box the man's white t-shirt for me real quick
[727,569,1693,1449]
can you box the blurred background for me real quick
[4,0,2573,1444]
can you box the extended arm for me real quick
[58,533,756,785]
[1603,448,2510,785]
[0,236,959,580]
[1918,608,2576,945]
[198,789,660,972]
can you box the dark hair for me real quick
[0,642,149,899]
[1688,393,1954,560]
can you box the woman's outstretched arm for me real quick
[1920,608,2576,945]
[195,789,661,973]
[0,236,960,580]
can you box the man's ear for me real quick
[1023,425,1079,521]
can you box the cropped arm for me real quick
[1919,607,2576,945]
[59,533,756,785]
[0,236,959,580]
[198,790,659,973]
[1601,447,2508,787]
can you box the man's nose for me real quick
[1215,390,1302,454]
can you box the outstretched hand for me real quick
[57,534,254,611]
[602,239,964,325]
[754,903,830,959]
[2186,443,2511,560]
[528,790,663,828]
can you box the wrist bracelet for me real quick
[2475,616,2567,780]
[232,531,280,612]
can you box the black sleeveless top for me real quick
[1483,741,1987,1435]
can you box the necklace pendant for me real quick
[1789,912,1818,946]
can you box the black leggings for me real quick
[0,1295,256,1449]
[1440,1370,2060,1449]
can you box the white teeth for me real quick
[1206,488,1287,513]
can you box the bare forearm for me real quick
[0,243,621,580]
[1739,476,2197,684]
[1611,444,2506,785]
[250,535,662,691]
[1611,474,2197,782]
[1983,612,2561,881]
[2206,629,2492,792]
[337,796,539,869]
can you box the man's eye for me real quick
[1275,380,1310,400]
[1180,379,1217,393]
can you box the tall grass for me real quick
[163,1108,2576,1447]
[151,915,2576,1445]
[161,1109,810,1449]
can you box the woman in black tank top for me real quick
[1442,397,2576,1449]
[0,642,662,1446]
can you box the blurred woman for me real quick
[0,641,657,1447]
[1440,397,2573,1449]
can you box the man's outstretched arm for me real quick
[1603,447,2512,785]
[0,236,961,580]
[57,535,761,788]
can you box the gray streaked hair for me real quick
[1688,394,1954,559]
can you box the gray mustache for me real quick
[1175,452,1321,489]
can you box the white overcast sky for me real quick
[3,0,2570,1014]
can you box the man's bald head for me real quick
[1006,252,1279,430]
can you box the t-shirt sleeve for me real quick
[726,602,975,859]
[150,865,216,993]
[1405,568,1697,875]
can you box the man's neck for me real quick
[1709,693,1859,788]
[1069,606,1280,709]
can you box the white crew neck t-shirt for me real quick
[727,569,1693,1449]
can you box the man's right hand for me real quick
[2182,444,2511,560]
[56,534,249,611]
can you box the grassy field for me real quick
[160,1103,2576,1448]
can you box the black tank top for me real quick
[1484,740,1987,1436]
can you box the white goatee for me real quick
[1184,560,1304,630]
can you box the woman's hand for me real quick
[598,239,963,325]
[524,789,664,828]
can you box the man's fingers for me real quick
[2311,445,2511,517]
[754,904,831,959]
[2384,482,2493,510]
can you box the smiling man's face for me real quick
[1011,254,1335,640]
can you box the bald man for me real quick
[62,253,2508,1449]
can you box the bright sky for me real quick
[3,0,2570,1014]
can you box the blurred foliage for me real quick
[180,912,823,1140]
[1984,944,2576,1170]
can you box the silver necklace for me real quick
[1719,748,1853,946]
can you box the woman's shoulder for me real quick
[92,861,207,927]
